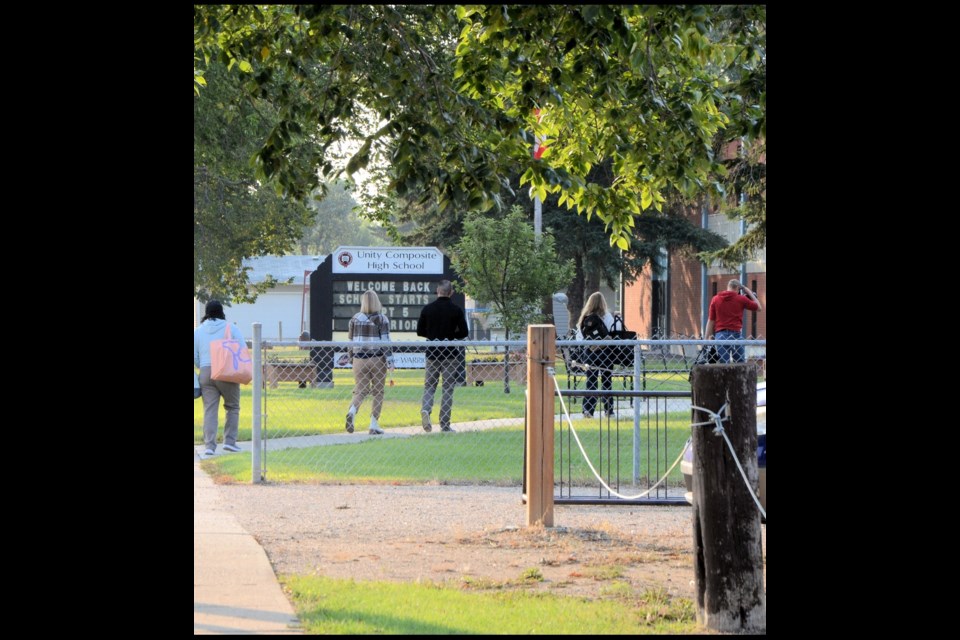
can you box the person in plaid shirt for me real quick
[345,290,394,435]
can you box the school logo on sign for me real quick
[337,251,353,268]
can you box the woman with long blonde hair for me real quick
[345,289,394,434]
[575,292,615,418]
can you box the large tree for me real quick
[505,162,728,323]
[194,60,314,303]
[194,5,766,251]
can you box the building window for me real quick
[651,280,666,337]
[651,249,669,337]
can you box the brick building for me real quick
[622,209,766,340]
[622,139,765,339]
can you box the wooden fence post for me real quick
[525,325,555,527]
[690,363,765,632]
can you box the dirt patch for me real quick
[216,482,765,601]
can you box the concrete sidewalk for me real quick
[194,453,302,635]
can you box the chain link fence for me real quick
[196,330,765,503]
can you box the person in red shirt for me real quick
[705,279,762,363]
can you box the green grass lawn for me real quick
[283,575,697,634]
[201,414,691,486]
[194,363,698,444]
[194,367,531,444]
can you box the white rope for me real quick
[690,403,766,519]
[547,368,688,500]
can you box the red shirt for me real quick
[709,290,759,332]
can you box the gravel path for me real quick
[215,481,766,601]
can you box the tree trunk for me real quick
[567,255,585,332]
[585,269,600,297]
[690,363,765,633]
[503,328,511,394]
[540,293,554,326]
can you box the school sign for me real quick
[309,247,462,386]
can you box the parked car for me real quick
[681,381,765,514]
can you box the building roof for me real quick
[242,255,326,285]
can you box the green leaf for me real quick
[238,60,253,73]
[640,188,653,210]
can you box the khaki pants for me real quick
[350,356,388,419]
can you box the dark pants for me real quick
[198,366,240,452]
[583,367,613,416]
[422,357,458,428]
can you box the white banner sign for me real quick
[334,352,426,369]
[332,246,443,275]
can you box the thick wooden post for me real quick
[525,325,555,527]
[690,363,765,632]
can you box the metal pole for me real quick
[534,195,542,238]
[251,322,262,484]
[632,342,641,483]
[533,107,543,238]
[301,270,309,334]
[701,203,710,335]
[739,195,748,338]
[664,251,671,336]
[619,249,625,317]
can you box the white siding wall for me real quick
[194,285,308,340]
[706,213,766,275]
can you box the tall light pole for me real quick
[533,108,545,238]
[739,194,748,338]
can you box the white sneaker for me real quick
[222,443,242,453]
[369,417,383,435]
[201,449,215,459]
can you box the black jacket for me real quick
[417,297,469,359]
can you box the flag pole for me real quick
[533,108,545,238]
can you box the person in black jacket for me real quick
[576,291,616,418]
[417,280,469,432]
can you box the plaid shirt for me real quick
[348,312,393,362]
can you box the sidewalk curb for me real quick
[194,454,302,635]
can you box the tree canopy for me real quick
[194,5,766,251]
[194,59,314,303]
